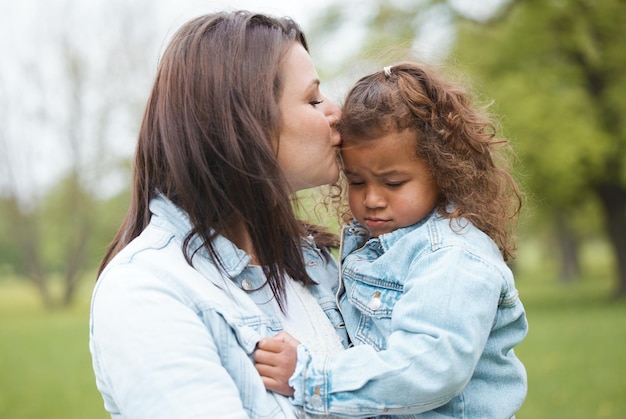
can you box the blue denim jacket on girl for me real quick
[290,210,528,418]
[89,194,348,419]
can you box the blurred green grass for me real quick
[1,270,625,418]
[514,273,626,419]
[0,278,108,419]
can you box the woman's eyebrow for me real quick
[304,79,321,94]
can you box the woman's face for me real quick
[277,43,342,193]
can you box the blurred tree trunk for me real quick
[555,213,580,282]
[59,39,93,307]
[5,199,54,308]
[595,185,626,297]
[0,1,157,308]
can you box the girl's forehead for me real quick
[343,128,417,147]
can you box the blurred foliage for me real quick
[2,0,625,306]
[451,0,626,294]
[309,0,626,296]
[454,0,625,206]
[0,176,129,307]
[0,0,155,308]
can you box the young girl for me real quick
[255,62,528,418]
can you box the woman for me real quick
[89,11,347,418]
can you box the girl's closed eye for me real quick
[385,180,407,188]
[345,175,364,186]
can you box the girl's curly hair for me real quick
[338,62,522,261]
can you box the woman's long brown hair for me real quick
[99,11,321,308]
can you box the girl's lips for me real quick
[365,218,389,228]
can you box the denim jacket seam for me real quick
[452,241,513,294]
[107,226,174,269]
[450,244,520,333]
[462,246,518,308]
[123,241,269,336]
[427,216,443,251]
[499,288,519,307]
[90,337,125,417]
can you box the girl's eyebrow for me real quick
[373,169,405,177]
[344,168,406,177]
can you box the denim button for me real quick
[368,297,381,310]
[310,394,323,408]
[241,279,254,290]
[368,290,381,310]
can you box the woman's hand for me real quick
[254,331,300,397]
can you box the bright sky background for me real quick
[0,0,503,203]
[1,0,343,202]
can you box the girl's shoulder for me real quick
[387,212,502,263]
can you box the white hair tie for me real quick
[383,65,393,78]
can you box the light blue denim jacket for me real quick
[290,210,528,418]
[89,194,348,419]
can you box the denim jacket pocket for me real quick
[346,276,402,350]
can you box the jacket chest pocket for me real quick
[345,275,403,351]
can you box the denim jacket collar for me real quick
[341,210,436,259]
[149,193,252,277]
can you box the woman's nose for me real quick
[325,98,341,121]
[326,100,342,145]
[328,113,339,127]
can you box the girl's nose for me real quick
[363,187,386,209]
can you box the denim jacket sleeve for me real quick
[91,264,255,418]
[289,244,511,417]
[89,223,290,418]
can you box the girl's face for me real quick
[342,129,439,237]
[277,43,342,193]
